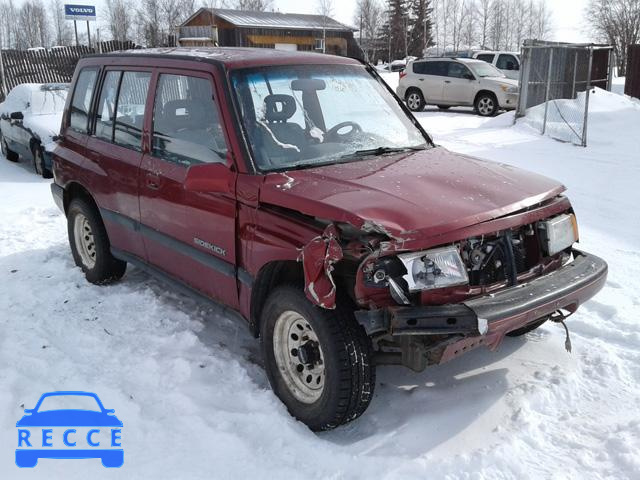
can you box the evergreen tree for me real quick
[407,0,433,57]
[381,0,408,61]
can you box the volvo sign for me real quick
[64,4,96,21]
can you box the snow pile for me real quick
[0,86,639,478]
[519,87,640,145]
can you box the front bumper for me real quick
[499,92,519,109]
[356,249,607,364]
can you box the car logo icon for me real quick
[16,391,123,468]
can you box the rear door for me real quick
[84,68,152,260]
[138,69,239,308]
[443,62,476,105]
[413,61,446,102]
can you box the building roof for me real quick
[183,8,356,32]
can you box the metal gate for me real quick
[516,40,614,147]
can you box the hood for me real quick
[484,76,518,87]
[260,147,564,245]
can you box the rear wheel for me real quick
[1,130,18,162]
[475,93,498,116]
[405,89,425,112]
[67,197,126,284]
[261,286,375,431]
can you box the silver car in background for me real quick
[397,58,519,116]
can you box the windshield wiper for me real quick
[339,145,427,159]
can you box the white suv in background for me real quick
[396,58,519,116]
[472,51,521,79]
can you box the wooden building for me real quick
[177,8,362,59]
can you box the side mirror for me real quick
[10,111,23,120]
[184,162,235,194]
[464,73,475,81]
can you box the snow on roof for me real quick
[190,8,356,32]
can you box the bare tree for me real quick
[0,0,19,48]
[232,0,273,10]
[316,0,334,54]
[355,0,384,61]
[15,0,51,48]
[105,0,134,42]
[587,0,640,76]
[50,0,73,46]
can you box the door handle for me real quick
[419,78,424,81]
[444,80,451,83]
[146,173,160,190]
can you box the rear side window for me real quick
[70,68,97,133]
[94,71,121,142]
[497,54,519,71]
[414,61,448,76]
[476,54,495,63]
[152,74,228,165]
[113,71,151,151]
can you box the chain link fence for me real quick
[515,41,614,147]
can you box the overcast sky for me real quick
[51,0,595,44]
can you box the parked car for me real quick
[471,50,521,79]
[51,48,607,431]
[397,57,519,115]
[0,83,68,177]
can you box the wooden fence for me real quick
[0,40,140,101]
[625,45,640,100]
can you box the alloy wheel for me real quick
[406,92,422,111]
[478,97,495,116]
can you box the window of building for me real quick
[94,71,121,142]
[152,74,227,165]
[315,38,324,50]
[70,68,98,133]
[113,71,151,151]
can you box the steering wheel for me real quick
[325,121,363,143]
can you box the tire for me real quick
[405,89,425,112]
[1,129,18,162]
[506,317,548,337]
[475,93,498,117]
[67,197,126,284]
[437,105,451,110]
[261,286,375,431]
[32,143,52,178]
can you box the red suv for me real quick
[51,48,607,431]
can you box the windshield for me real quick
[469,62,506,78]
[231,64,429,172]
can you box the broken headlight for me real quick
[398,246,469,291]
[538,213,578,256]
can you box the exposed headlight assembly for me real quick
[398,246,469,292]
[538,213,579,256]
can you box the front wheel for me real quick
[261,286,375,431]
[475,93,498,116]
[67,197,126,284]
[32,143,52,178]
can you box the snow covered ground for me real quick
[1,78,639,479]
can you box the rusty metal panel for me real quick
[625,45,640,99]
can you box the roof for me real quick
[90,47,361,69]
[183,7,356,32]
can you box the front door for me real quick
[443,62,476,105]
[139,70,239,308]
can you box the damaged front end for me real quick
[295,203,607,373]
